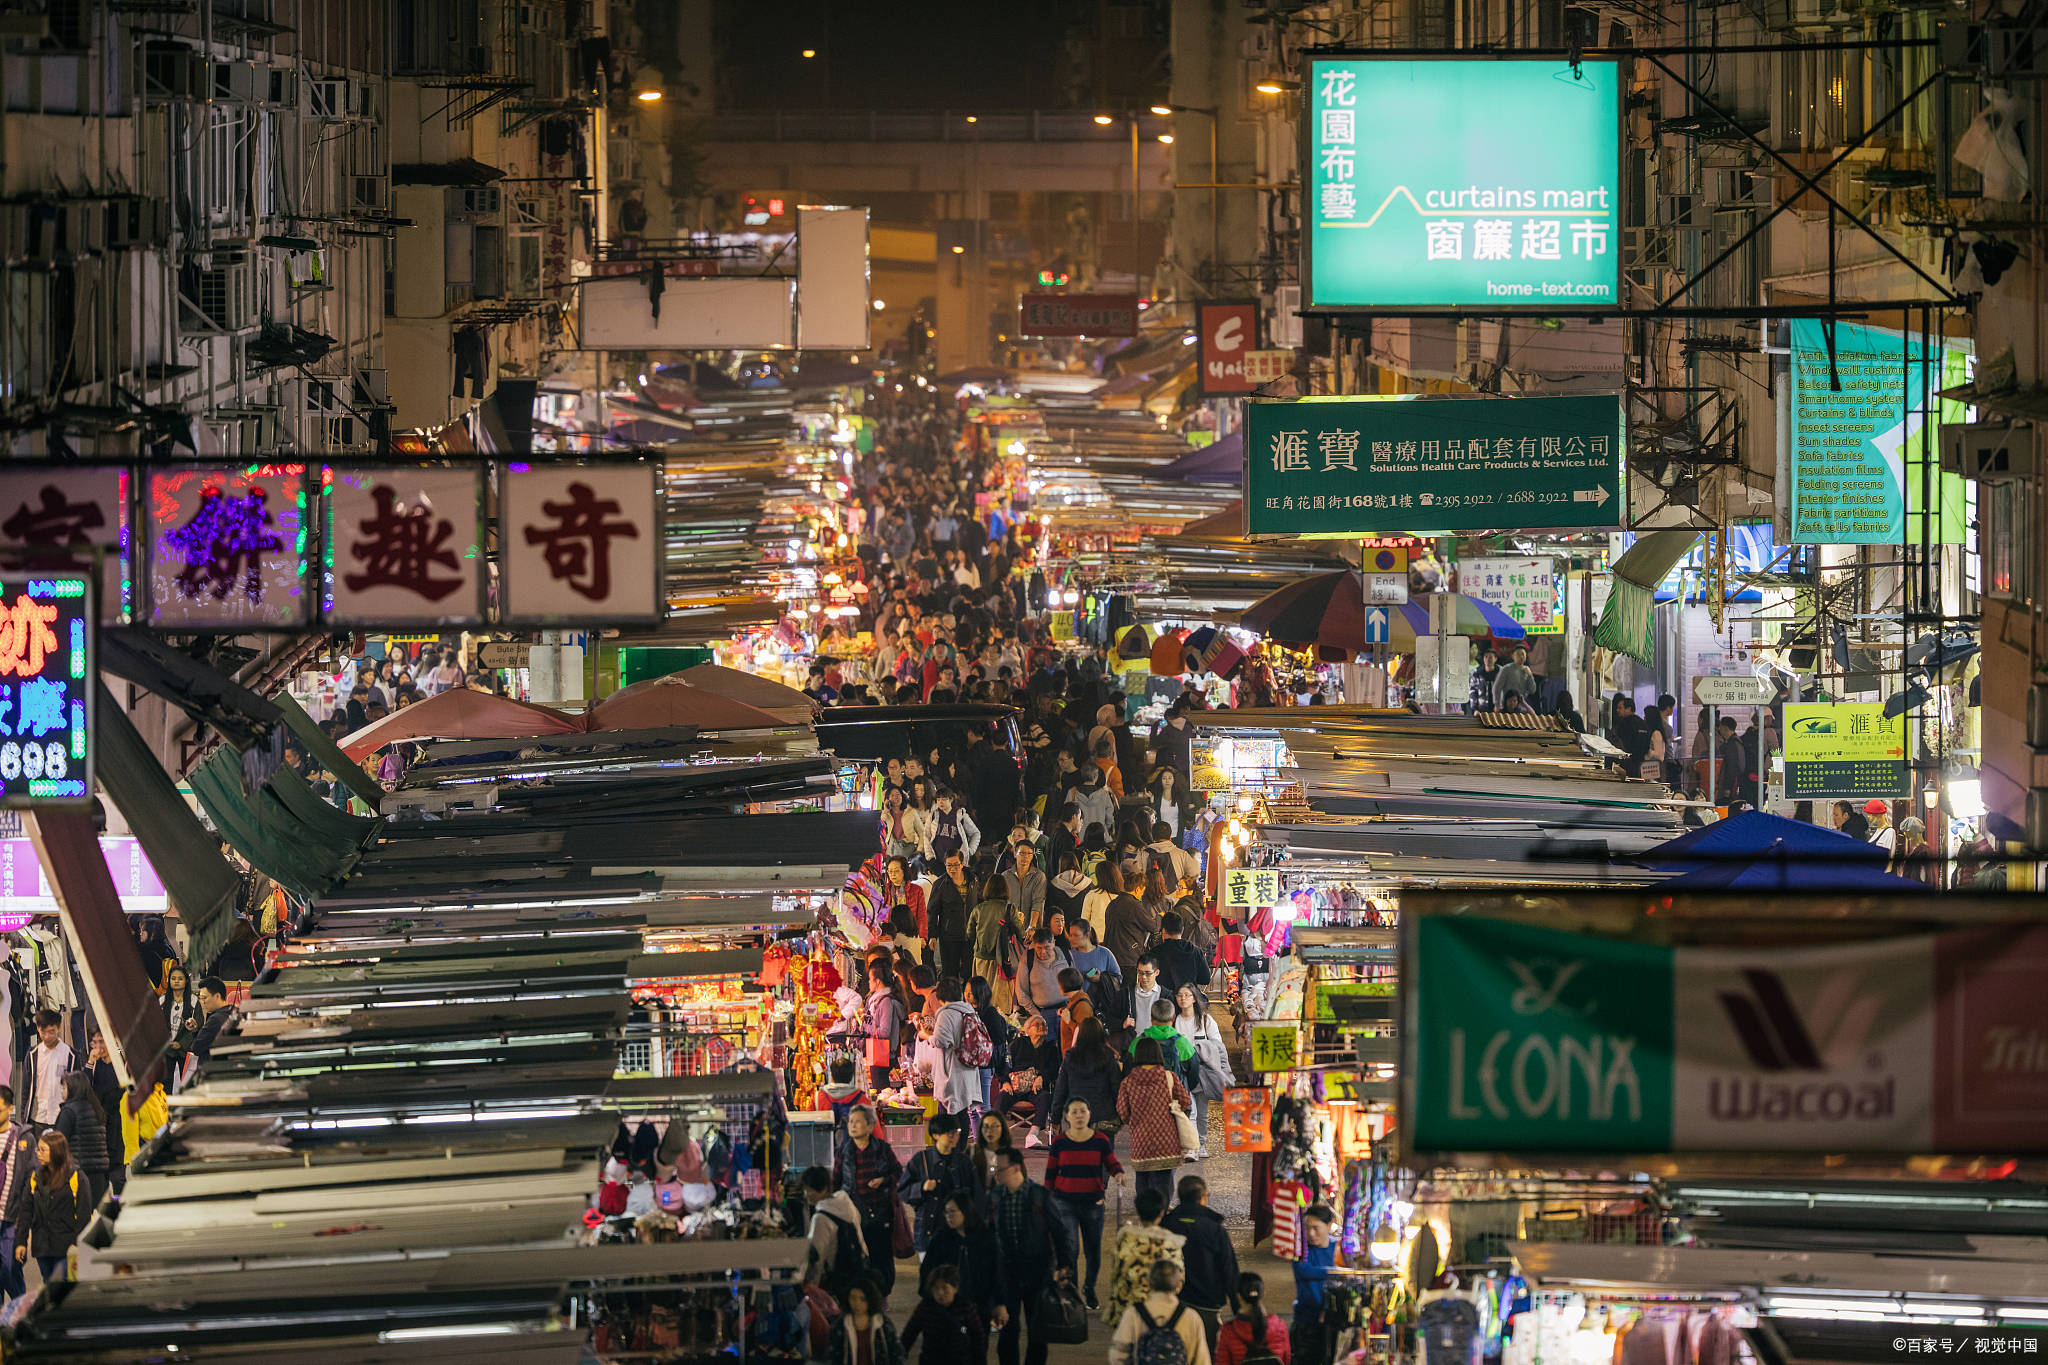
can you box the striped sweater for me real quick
[1044,1130,1123,1203]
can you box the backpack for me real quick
[1133,1303,1189,1365]
[956,1004,994,1068]
[818,1210,868,1294]
[1086,969,1129,1033]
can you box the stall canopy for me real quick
[1159,432,1242,483]
[340,689,583,758]
[672,662,817,723]
[584,680,792,732]
[1637,810,1929,892]
[1595,528,1701,663]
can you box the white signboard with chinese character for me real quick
[323,467,485,626]
[144,466,309,629]
[1464,557,1560,634]
[1243,350,1293,386]
[0,467,131,623]
[500,463,661,624]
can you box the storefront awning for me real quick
[1594,528,1701,663]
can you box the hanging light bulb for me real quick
[1369,1218,1401,1263]
[1236,793,1255,814]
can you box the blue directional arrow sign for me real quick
[1364,607,1390,644]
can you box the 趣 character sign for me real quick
[501,465,660,622]
[324,469,483,626]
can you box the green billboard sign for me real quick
[1244,393,1624,535]
[1305,57,1623,311]
[1789,320,1969,546]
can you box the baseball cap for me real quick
[1862,799,1889,815]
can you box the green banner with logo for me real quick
[1408,913,2048,1155]
[1244,394,1624,536]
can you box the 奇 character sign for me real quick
[522,481,640,603]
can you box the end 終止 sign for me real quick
[0,572,92,808]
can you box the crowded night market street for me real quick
[0,0,2044,1362]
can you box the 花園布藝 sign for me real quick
[1406,912,2048,1154]
[1464,557,1561,634]
[0,571,93,808]
[1789,320,1969,546]
[1781,702,1912,800]
[1244,394,1624,535]
[1305,57,1622,310]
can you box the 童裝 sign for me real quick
[0,571,93,808]
[1781,702,1912,800]
[1305,57,1623,311]
[1406,912,2048,1154]
[1244,394,1624,535]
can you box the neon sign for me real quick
[0,571,92,807]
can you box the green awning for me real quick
[1593,529,1701,665]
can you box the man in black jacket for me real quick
[190,976,235,1065]
[989,1146,1074,1365]
[1161,1174,1237,1354]
[1150,911,1212,995]
[0,1086,32,1298]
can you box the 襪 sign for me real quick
[1781,701,1913,800]
[1305,57,1623,311]
[0,571,93,808]
[1244,393,1624,535]
[1016,292,1139,338]
[1407,911,2048,1154]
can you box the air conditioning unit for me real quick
[308,78,352,119]
[1942,419,2035,481]
[192,263,256,332]
[1269,284,1303,349]
[143,45,206,99]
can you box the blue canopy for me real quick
[1642,810,1885,864]
[1640,810,1927,893]
[1159,432,1242,484]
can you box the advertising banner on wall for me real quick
[1196,300,1258,397]
[0,467,130,623]
[145,466,308,629]
[322,467,485,627]
[1464,557,1562,634]
[1406,909,2048,1154]
[1244,393,1624,535]
[1305,57,1623,311]
[1017,293,1139,337]
[1789,320,1969,546]
[500,463,662,624]
[1781,701,1913,800]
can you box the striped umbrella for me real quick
[1396,593,1526,641]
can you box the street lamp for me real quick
[1254,77,1299,94]
[1093,113,1115,126]
[1158,133,1175,144]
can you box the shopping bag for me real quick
[891,1193,915,1259]
[1172,1101,1202,1158]
[865,1035,892,1069]
[1031,1279,1091,1345]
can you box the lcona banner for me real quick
[1406,914,2048,1154]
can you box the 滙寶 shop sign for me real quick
[1305,57,1623,311]
[1408,913,2048,1154]
[1463,557,1561,634]
[1781,701,1913,800]
[1244,394,1624,535]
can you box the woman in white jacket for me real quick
[1173,984,1233,1160]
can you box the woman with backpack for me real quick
[55,1072,112,1210]
[1217,1272,1289,1364]
[1109,1258,1213,1365]
[1174,986,1233,1161]
[13,1130,90,1284]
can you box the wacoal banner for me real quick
[1408,915,2048,1154]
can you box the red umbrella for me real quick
[585,681,790,731]
[339,690,581,759]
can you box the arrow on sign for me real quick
[1571,486,1613,506]
[1364,607,1390,644]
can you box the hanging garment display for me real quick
[1223,1086,1274,1152]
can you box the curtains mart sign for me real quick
[1244,394,1624,535]
[1305,57,1623,310]
[1407,915,2048,1155]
